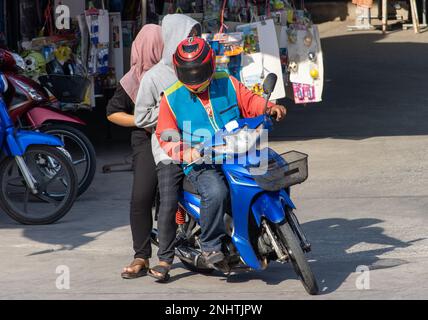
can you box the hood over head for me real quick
[160,14,200,67]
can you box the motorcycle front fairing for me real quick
[1,96,62,156]
[222,149,296,271]
[4,129,63,156]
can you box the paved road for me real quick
[1,22,428,299]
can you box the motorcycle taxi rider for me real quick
[156,37,286,270]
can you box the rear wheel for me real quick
[276,222,319,295]
[40,123,96,197]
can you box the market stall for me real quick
[156,0,324,104]
[1,0,324,112]
[0,0,145,109]
[200,0,324,104]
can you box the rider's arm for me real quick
[106,85,137,128]
[134,72,160,130]
[230,76,275,117]
[156,96,191,163]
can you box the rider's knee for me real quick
[205,183,228,205]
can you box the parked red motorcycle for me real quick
[0,48,96,197]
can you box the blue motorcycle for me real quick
[0,73,78,224]
[152,75,319,295]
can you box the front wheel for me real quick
[0,145,78,225]
[276,222,319,295]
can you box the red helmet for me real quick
[173,37,215,92]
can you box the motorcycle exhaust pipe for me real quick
[175,245,210,269]
[175,246,197,264]
[151,229,209,269]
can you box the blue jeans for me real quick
[187,165,228,252]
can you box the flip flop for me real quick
[148,265,171,282]
[121,258,149,279]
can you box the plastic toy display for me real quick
[279,9,324,104]
[202,1,323,104]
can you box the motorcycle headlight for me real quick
[14,79,45,101]
[11,53,26,71]
[221,123,265,155]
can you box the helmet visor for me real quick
[176,60,214,86]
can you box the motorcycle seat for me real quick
[182,177,199,195]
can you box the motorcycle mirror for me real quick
[160,130,181,143]
[263,73,278,95]
[263,73,278,114]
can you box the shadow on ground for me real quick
[165,217,421,295]
[0,143,133,251]
[216,217,419,294]
[273,32,428,140]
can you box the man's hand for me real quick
[183,147,202,164]
[267,105,287,122]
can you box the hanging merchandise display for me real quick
[237,19,286,100]
[279,6,324,104]
[199,0,323,105]
[109,12,124,84]
[9,0,94,108]
[85,7,110,76]
[8,0,149,110]
[22,51,47,78]
[19,0,41,41]
[54,45,73,64]
[204,31,244,80]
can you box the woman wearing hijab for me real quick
[134,14,201,281]
[106,24,164,279]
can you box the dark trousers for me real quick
[187,165,228,252]
[130,134,184,263]
[130,137,157,260]
[156,162,184,264]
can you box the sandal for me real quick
[148,265,171,282]
[121,258,149,279]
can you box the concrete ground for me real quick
[1,21,428,300]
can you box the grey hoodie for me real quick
[134,14,199,165]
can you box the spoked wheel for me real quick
[0,145,78,225]
[40,124,96,197]
[276,222,319,295]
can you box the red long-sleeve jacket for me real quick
[156,76,274,162]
